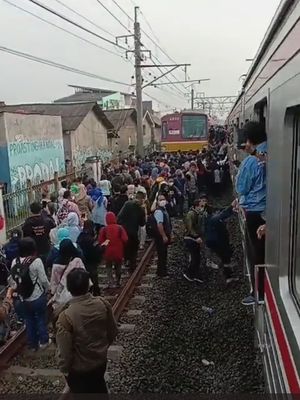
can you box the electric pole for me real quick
[118,7,191,155]
[191,87,194,110]
[134,7,144,158]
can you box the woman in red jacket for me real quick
[99,212,128,288]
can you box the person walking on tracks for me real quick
[99,212,128,288]
[183,199,205,283]
[56,268,118,394]
[151,193,172,278]
[117,191,146,272]
[9,238,50,351]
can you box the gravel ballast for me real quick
[110,196,264,394]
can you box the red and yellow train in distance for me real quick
[161,110,209,152]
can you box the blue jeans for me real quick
[23,294,49,349]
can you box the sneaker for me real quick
[242,295,255,306]
[226,276,239,284]
[39,339,52,350]
[207,260,219,270]
[193,277,204,283]
[183,273,194,282]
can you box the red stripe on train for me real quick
[265,273,300,393]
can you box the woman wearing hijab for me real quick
[77,220,108,295]
[75,179,93,220]
[66,212,81,243]
[46,228,70,274]
[150,167,159,186]
[90,188,108,234]
[50,239,85,309]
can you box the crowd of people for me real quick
[0,122,267,393]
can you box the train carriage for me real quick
[161,110,209,152]
[227,0,300,393]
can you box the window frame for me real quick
[289,112,300,310]
[181,114,207,139]
[162,121,168,139]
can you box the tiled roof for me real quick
[0,102,113,131]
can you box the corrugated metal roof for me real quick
[0,102,113,131]
[54,92,104,103]
[104,108,136,131]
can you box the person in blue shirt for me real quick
[235,121,267,306]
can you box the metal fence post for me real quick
[27,179,33,204]
[0,185,7,244]
[54,171,59,193]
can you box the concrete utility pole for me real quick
[134,6,144,158]
[191,87,194,110]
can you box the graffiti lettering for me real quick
[14,158,60,188]
[9,139,63,156]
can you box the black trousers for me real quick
[87,264,101,296]
[184,239,202,278]
[176,196,184,217]
[155,236,168,277]
[67,364,107,394]
[206,239,233,279]
[245,211,265,296]
[124,234,139,271]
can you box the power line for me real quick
[25,0,128,51]
[53,0,115,39]
[111,0,133,22]
[2,0,128,60]
[0,45,131,86]
[95,0,132,34]
[110,1,187,94]
[93,0,186,98]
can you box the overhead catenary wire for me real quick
[95,0,132,34]
[25,0,129,51]
[0,45,132,86]
[108,0,187,95]
[2,0,129,60]
[53,0,116,39]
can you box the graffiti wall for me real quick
[9,139,65,188]
[71,111,112,169]
[0,113,65,189]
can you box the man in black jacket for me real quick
[117,192,146,271]
[22,202,51,263]
[109,185,128,216]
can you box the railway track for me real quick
[0,241,156,393]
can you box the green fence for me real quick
[2,170,78,235]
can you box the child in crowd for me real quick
[99,212,128,288]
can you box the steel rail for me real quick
[0,241,155,370]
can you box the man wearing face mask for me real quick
[153,194,172,278]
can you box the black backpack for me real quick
[146,213,158,238]
[10,257,37,299]
[0,249,9,286]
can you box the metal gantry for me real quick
[193,95,237,116]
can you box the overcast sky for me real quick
[0,0,281,112]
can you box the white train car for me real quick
[228,0,300,393]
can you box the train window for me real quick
[182,115,207,139]
[162,122,168,139]
[290,113,300,306]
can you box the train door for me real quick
[254,98,268,131]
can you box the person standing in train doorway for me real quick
[235,121,267,306]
